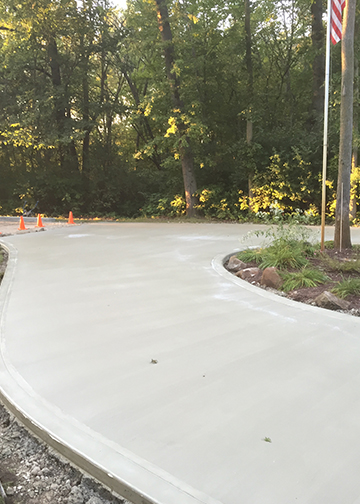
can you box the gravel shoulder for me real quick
[0,400,131,504]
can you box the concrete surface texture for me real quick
[1,222,360,504]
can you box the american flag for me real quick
[331,0,346,44]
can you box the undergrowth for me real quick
[332,278,360,299]
[238,222,316,270]
[319,254,360,273]
[236,225,360,297]
[258,241,309,270]
[280,268,329,292]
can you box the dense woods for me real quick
[0,0,359,221]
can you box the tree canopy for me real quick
[0,0,358,223]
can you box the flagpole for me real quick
[321,0,332,251]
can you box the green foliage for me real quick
[319,255,360,273]
[332,278,360,299]
[248,150,320,215]
[141,193,186,217]
[280,267,329,292]
[314,241,335,250]
[0,0,355,218]
[239,222,317,270]
[259,240,309,270]
[242,221,316,248]
[237,247,264,264]
[195,188,243,220]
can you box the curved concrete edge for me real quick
[212,250,360,323]
[0,239,223,504]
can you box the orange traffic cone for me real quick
[18,216,27,231]
[68,211,75,224]
[36,214,44,228]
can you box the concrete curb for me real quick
[212,250,360,323]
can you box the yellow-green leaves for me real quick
[165,116,177,137]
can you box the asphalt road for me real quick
[1,222,360,504]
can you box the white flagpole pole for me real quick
[321,0,332,251]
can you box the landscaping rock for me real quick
[87,497,105,504]
[67,486,85,504]
[314,291,350,311]
[236,267,262,283]
[260,267,283,289]
[226,256,246,272]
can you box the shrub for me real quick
[319,254,360,273]
[259,240,309,269]
[280,267,329,292]
[239,222,317,270]
[237,247,265,264]
[332,278,360,299]
[195,187,241,220]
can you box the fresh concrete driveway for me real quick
[1,222,360,504]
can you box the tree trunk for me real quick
[334,0,356,249]
[245,0,253,103]
[82,69,90,175]
[122,69,162,170]
[47,36,65,167]
[350,23,359,220]
[154,0,198,217]
[310,0,324,123]
[47,36,79,173]
[245,0,255,212]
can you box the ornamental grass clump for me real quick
[332,278,360,299]
[237,247,265,264]
[238,222,317,270]
[319,254,360,273]
[238,238,310,270]
[280,267,329,292]
[259,239,309,270]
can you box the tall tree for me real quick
[334,0,356,249]
[154,0,198,217]
[245,0,255,210]
[350,17,359,220]
[310,0,324,124]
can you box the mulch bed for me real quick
[286,248,360,311]
[227,247,360,315]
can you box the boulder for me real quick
[260,267,283,289]
[236,267,262,283]
[314,291,350,311]
[227,256,246,272]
